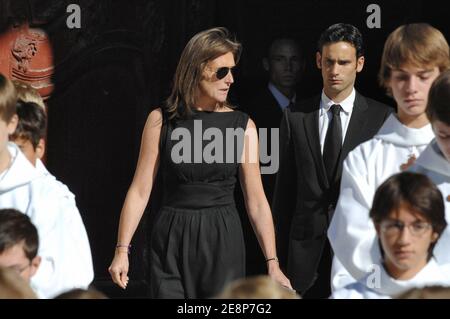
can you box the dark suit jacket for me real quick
[242,87,284,203]
[244,87,284,131]
[237,87,285,276]
[272,91,392,294]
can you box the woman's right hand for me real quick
[108,250,130,289]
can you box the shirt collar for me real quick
[320,88,356,114]
[268,83,296,109]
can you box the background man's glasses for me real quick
[380,220,432,237]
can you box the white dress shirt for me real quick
[319,89,356,154]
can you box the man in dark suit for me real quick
[272,23,392,298]
[245,37,303,204]
[239,38,303,277]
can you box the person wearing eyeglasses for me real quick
[328,24,450,293]
[0,209,41,287]
[108,27,291,298]
[272,23,391,298]
[331,172,450,298]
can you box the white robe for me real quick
[328,114,435,290]
[36,159,77,205]
[330,258,450,299]
[409,140,450,265]
[0,143,94,298]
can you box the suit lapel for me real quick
[334,92,369,183]
[302,96,329,188]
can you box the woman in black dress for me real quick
[109,27,292,298]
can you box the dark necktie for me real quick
[323,104,342,182]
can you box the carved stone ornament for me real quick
[0,22,54,99]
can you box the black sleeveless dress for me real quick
[149,109,249,298]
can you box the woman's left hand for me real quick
[267,261,293,291]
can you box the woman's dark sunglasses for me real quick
[214,67,236,80]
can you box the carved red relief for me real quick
[0,23,54,100]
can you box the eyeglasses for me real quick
[379,220,432,237]
[211,66,236,80]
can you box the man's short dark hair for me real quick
[10,101,47,149]
[0,209,39,261]
[317,23,364,57]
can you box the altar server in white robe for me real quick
[331,172,450,299]
[0,76,93,298]
[10,100,93,283]
[0,144,94,299]
[328,23,450,290]
[409,70,450,265]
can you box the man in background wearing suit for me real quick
[245,37,303,203]
[272,23,392,298]
[240,37,303,277]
